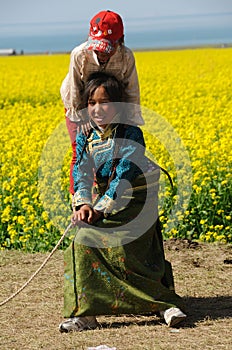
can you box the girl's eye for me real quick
[88,100,110,106]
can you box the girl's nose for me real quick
[94,102,102,113]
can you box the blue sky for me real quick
[1,0,232,24]
[1,0,232,51]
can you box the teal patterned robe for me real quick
[63,122,184,317]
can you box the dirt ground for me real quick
[0,239,231,350]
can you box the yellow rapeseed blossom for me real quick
[0,49,231,250]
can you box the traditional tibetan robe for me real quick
[63,122,184,317]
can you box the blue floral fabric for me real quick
[73,123,157,213]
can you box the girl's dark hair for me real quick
[82,72,125,108]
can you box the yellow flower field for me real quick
[0,48,231,251]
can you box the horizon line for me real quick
[1,11,232,27]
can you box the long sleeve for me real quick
[72,133,94,208]
[60,43,87,122]
[117,46,144,126]
[123,48,140,105]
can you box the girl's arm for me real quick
[72,134,94,210]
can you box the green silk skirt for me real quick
[63,171,185,317]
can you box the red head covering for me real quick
[86,10,124,53]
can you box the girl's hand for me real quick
[71,206,103,225]
[71,204,93,225]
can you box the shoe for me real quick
[59,316,99,333]
[161,307,187,327]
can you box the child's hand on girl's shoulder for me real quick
[77,121,91,135]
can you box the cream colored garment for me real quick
[60,42,144,125]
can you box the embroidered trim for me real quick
[72,189,92,209]
[94,194,115,214]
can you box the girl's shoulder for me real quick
[76,130,87,146]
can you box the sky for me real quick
[1,0,232,25]
[1,0,232,51]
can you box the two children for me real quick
[60,10,143,194]
[59,10,187,332]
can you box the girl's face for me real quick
[88,85,117,129]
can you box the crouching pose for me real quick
[59,72,187,332]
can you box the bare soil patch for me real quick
[0,240,231,350]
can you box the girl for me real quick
[59,72,186,333]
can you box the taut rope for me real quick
[0,222,73,307]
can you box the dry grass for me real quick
[0,240,231,350]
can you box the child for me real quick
[59,72,187,333]
[60,10,143,194]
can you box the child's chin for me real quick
[99,123,107,129]
[95,120,106,128]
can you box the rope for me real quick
[0,222,73,307]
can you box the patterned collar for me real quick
[90,113,121,139]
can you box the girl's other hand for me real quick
[71,206,103,225]
[71,204,93,225]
